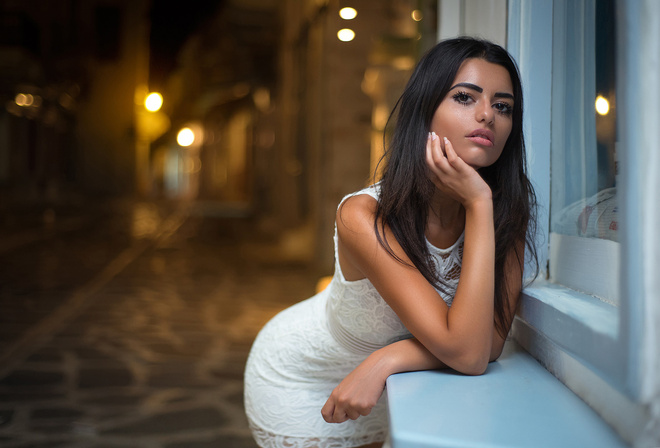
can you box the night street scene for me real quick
[0,0,439,446]
[2,0,660,447]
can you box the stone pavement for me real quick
[0,200,319,447]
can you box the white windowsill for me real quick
[513,281,647,445]
[521,280,618,340]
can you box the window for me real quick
[507,0,659,445]
[549,0,619,304]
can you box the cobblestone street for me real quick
[0,201,319,447]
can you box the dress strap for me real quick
[337,183,381,210]
[333,183,381,269]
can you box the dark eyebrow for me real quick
[494,92,514,100]
[450,82,482,93]
[450,82,514,101]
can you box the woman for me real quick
[244,37,537,448]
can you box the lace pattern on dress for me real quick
[249,423,387,448]
[326,298,386,355]
[426,233,463,303]
[245,184,464,448]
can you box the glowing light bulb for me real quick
[412,10,423,21]
[145,92,163,112]
[177,128,195,147]
[339,7,357,20]
[15,93,27,106]
[595,96,610,115]
[337,28,355,42]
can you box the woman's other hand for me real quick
[425,133,492,208]
[321,352,390,423]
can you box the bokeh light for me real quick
[145,92,163,112]
[595,95,610,115]
[15,93,34,107]
[339,7,357,20]
[177,127,195,147]
[337,28,355,42]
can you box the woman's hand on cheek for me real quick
[425,133,492,207]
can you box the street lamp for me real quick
[145,92,163,112]
[337,28,355,42]
[595,95,610,116]
[177,127,195,147]
[339,7,357,20]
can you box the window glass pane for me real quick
[550,0,618,243]
[548,0,620,304]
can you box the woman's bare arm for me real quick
[323,135,526,423]
[337,136,496,375]
[322,242,524,424]
[321,337,445,423]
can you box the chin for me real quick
[460,154,491,168]
[459,148,500,168]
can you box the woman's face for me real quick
[430,58,514,168]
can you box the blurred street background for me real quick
[0,200,317,447]
[0,0,443,446]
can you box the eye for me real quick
[493,102,513,116]
[452,91,472,106]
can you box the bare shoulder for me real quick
[336,193,379,240]
[335,193,388,281]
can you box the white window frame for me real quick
[507,0,659,445]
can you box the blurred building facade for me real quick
[142,0,439,273]
[0,0,150,203]
[0,0,438,272]
[272,0,438,271]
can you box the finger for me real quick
[443,137,457,163]
[443,137,466,170]
[426,133,442,176]
[321,400,334,423]
[346,408,361,420]
[425,133,434,165]
[332,407,349,423]
[432,132,452,172]
[428,132,442,164]
[438,133,448,158]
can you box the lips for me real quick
[466,128,494,147]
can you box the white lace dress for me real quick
[244,185,464,448]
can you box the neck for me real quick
[428,190,464,230]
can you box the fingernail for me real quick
[443,137,449,144]
[428,132,432,139]
[431,132,437,140]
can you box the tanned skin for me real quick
[321,60,525,438]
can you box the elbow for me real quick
[460,358,489,376]
[488,338,506,363]
[435,338,492,375]
[489,345,504,363]
[453,351,491,376]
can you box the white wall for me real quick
[438,0,507,46]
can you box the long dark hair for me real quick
[374,37,538,338]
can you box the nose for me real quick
[476,102,494,124]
